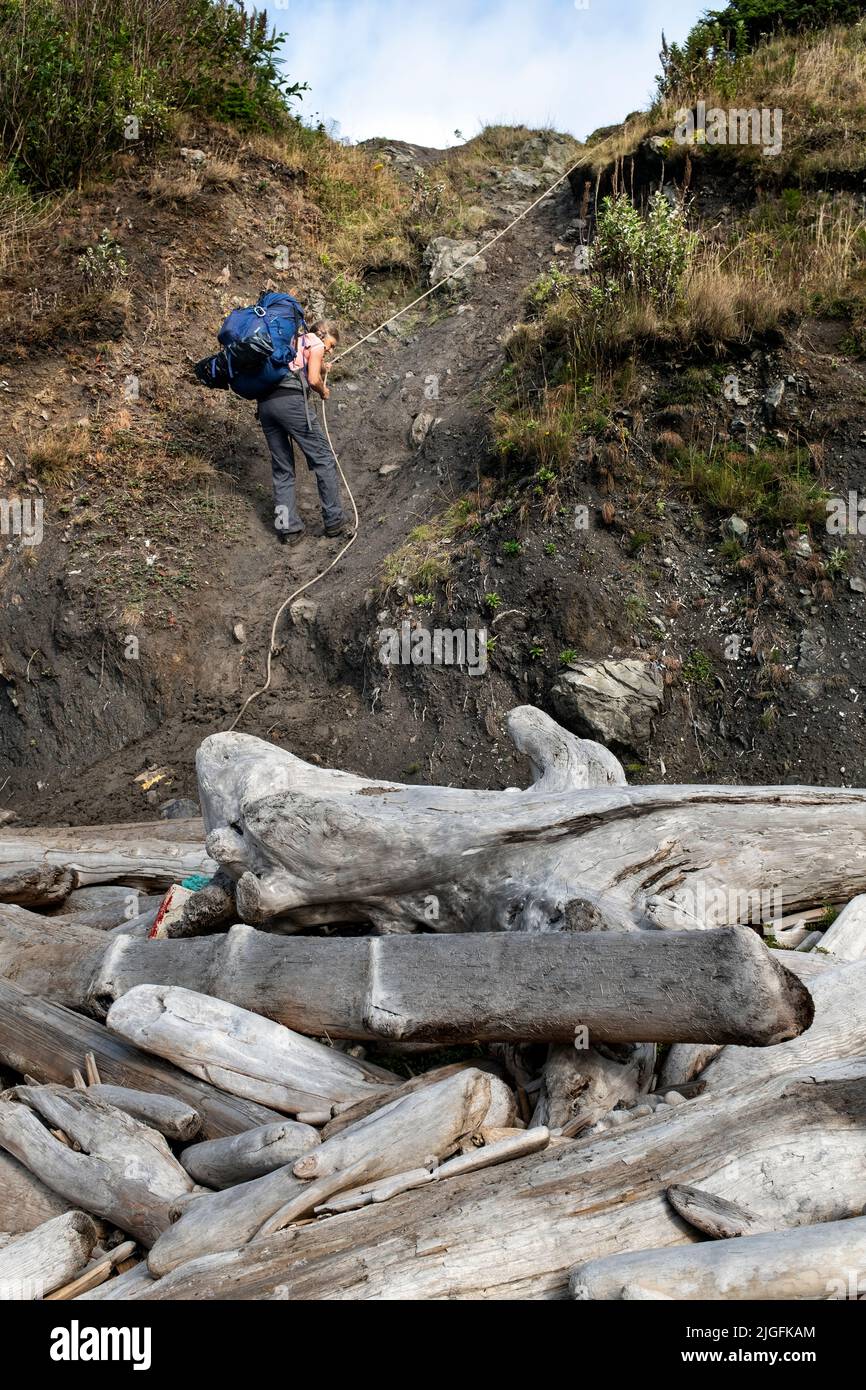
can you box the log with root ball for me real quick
[193,707,866,932]
[102,1058,866,1300]
[0,907,813,1046]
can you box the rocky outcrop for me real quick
[550,658,664,749]
[423,237,487,291]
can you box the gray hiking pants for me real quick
[258,387,345,533]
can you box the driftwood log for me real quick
[99,1058,866,1300]
[106,986,400,1118]
[531,1042,655,1132]
[0,865,75,908]
[0,1151,72,1235]
[0,819,213,889]
[820,895,866,962]
[697,958,866,1093]
[193,709,866,931]
[0,907,813,1046]
[181,1120,320,1189]
[0,1210,98,1299]
[0,981,283,1140]
[569,1214,866,1300]
[147,1067,514,1277]
[0,1085,195,1245]
[83,1086,202,1142]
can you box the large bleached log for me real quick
[106,986,399,1117]
[0,905,811,1045]
[0,819,213,889]
[0,981,283,1140]
[569,1215,866,1300]
[0,1151,72,1235]
[194,706,866,931]
[181,1121,321,1189]
[0,905,108,1007]
[147,1067,513,1277]
[99,927,814,1046]
[0,1210,98,1299]
[108,1058,866,1300]
[819,895,866,962]
[698,958,866,1093]
[0,1086,195,1245]
[84,1086,202,1142]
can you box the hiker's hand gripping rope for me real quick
[229,153,586,731]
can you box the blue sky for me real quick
[261,0,706,146]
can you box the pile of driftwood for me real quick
[1,705,865,1301]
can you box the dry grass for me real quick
[247,126,414,282]
[577,24,866,181]
[144,170,207,207]
[200,158,242,191]
[0,180,56,276]
[26,425,91,487]
[0,288,128,361]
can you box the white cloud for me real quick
[264,0,704,146]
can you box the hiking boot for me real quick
[278,528,304,546]
[324,521,347,538]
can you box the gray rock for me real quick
[290,598,319,625]
[797,626,827,675]
[423,237,486,291]
[792,534,812,559]
[411,411,438,447]
[724,515,749,539]
[501,166,543,193]
[232,622,245,643]
[849,577,866,594]
[550,658,664,749]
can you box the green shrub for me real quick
[0,0,306,189]
[657,2,866,102]
[593,191,697,310]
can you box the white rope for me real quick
[229,152,584,729]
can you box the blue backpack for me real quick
[195,291,306,400]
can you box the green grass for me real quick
[669,442,828,526]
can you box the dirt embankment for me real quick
[2,128,866,826]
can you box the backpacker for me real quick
[194,291,306,400]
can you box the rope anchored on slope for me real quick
[228,152,586,731]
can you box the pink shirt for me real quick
[289,331,324,376]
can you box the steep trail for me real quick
[28,180,576,822]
